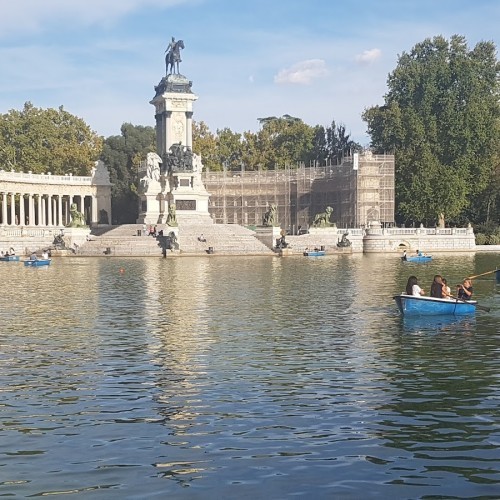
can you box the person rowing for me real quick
[457,278,473,300]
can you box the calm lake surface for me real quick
[0,253,499,499]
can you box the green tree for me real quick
[363,35,500,225]
[0,102,102,175]
[101,123,155,224]
[192,121,219,171]
[216,127,243,171]
[256,115,315,169]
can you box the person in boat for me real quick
[416,249,424,257]
[30,252,38,261]
[42,250,49,259]
[442,278,452,299]
[457,278,473,300]
[430,275,445,298]
[402,250,407,261]
[405,275,425,296]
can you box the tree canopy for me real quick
[100,123,155,224]
[0,102,102,175]
[192,115,361,172]
[363,35,500,225]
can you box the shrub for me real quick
[475,233,488,245]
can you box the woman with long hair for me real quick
[405,276,425,296]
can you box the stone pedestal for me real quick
[254,226,282,250]
[144,74,212,226]
[61,227,91,251]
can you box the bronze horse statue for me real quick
[165,39,184,75]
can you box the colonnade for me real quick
[0,192,93,227]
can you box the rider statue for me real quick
[165,36,183,75]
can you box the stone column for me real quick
[37,195,43,226]
[91,195,97,225]
[41,196,46,226]
[58,196,63,226]
[10,192,16,226]
[1,193,7,225]
[186,111,193,149]
[19,194,25,226]
[47,195,52,226]
[27,194,33,225]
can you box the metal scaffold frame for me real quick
[202,154,394,231]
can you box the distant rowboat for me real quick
[303,250,326,257]
[403,255,432,263]
[0,255,20,262]
[24,259,51,267]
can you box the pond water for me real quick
[0,253,499,499]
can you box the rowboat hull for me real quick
[394,294,476,316]
[404,255,432,263]
[303,251,326,257]
[24,259,51,267]
[0,255,20,262]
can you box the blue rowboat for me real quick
[303,250,326,257]
[404,255,432,263]
[393,294,476,316]
[24,259,51,267]
[0,255,20,262]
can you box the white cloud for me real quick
[0,0,190,36]
[355,48,382,65]
[274,59,328,85]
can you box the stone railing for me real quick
[0,170,91,185]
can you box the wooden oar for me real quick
[467,269,498,280]
[450,296,490,313]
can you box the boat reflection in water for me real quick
[402,314,476,334]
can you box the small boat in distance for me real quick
[403,255,432,263]
[0,255,20,262]
[303,249,326,257]
[24,259,51,267]
[394,294,477,316]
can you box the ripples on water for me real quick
[0,254,499,498]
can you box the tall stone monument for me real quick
[137,38,211,225]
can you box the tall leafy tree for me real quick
[192,121,220,171]
[216,127,243,171]
[363,35,500,225]
[0,102,102,175]
[256,115,315,169]
[100,123,155,224]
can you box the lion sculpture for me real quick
[312,206,334,228]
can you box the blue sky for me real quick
[0,0,498,146]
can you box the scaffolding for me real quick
[202,153,394,231]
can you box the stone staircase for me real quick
[75,223,274,256]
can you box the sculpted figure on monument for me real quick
[164,142,193,172]
[312,206,334,228]
[262,204,277,227]
[166,203,178,227]
[140,152,162,193]
[337,232,352,247]
[67,203,87,228]
[165,37,185,75]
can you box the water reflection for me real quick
[401,314,477,334]
[0,253,499,498]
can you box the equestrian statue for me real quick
[165,37,185,75]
